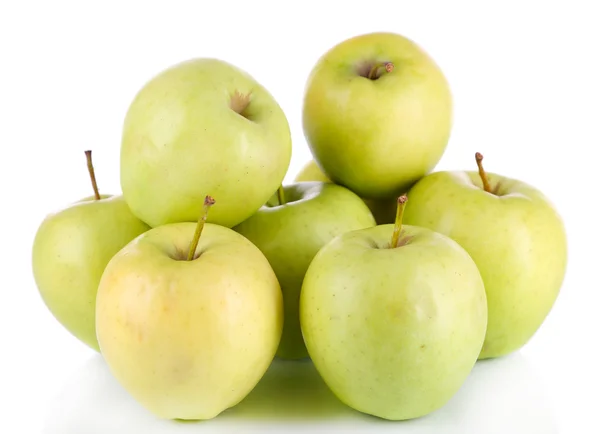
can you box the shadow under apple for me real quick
[377,353,560,434]
[42,356,356,434]
[43,351,557,434]
[219,358,354,421]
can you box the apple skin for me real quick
[120,58,292,228]
[233,182,376,360]
[361,197,397,226]
[32,195,150,351]
[302,32,452,199]
[300,224,487,420]
[293,159,331,183]
[294,159,397,225]
[95,222,283,420]
[403,171,568,359]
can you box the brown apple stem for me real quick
[187,195,216,261]
[475,152,492,193]
[277,185,286,206]
[390,195,408,248]
[85,150,101,200]
[368,62,394,80]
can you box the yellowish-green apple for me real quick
[300,196,487,420]
[96,196,283,420]
[120,58,292,228]
[403,153,568,359]
[293,159,331,183]
[361,198,397,226]
[294,159,396,225]
[233,182,376,359]
[32,151,150,351]
[302,32,452,199]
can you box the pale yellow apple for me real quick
[96,220,283,420]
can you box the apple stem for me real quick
[85,150,101,200]
[368,62,394,80]
[187,195,216,261]
[277,185,286,206]
[475,152,492,193]
[390,195,408,248]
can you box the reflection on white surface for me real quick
[43,353,557,433]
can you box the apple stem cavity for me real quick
[85,150,101,200]
[230,90,252,120]
[367,62,394,80]
[390,195,408,248]
[187,195,216,261]
[475,152,492,193]
[277,185,286,206]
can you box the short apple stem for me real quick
[84,150,101,200]
[277,185,286,206]
[187,195,216,261]
[368,62,394,80]
[390,195,408,248]
[475,152,492,193]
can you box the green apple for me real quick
[32,151,150,351]
[96,196,283,420]
[294,159,332,183]
[300,196,487,420]
[233,182,375,359]
[403,153,568,359]
[294,159,397,225]
[120,58,292,228]
[302,32,453,199]
[361,197,397,226]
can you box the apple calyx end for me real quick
[85,149,101,201]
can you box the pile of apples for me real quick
[32,32,568,422]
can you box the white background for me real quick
[1,1,598,433]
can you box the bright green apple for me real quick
[96,196,283,420]
[403,153,568,359]
[120,58,292,228]
[302,32,453,199]
[32,151,150,351]
[233,182,376,359]
[294,159,396,225]
[300,196,487,420]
